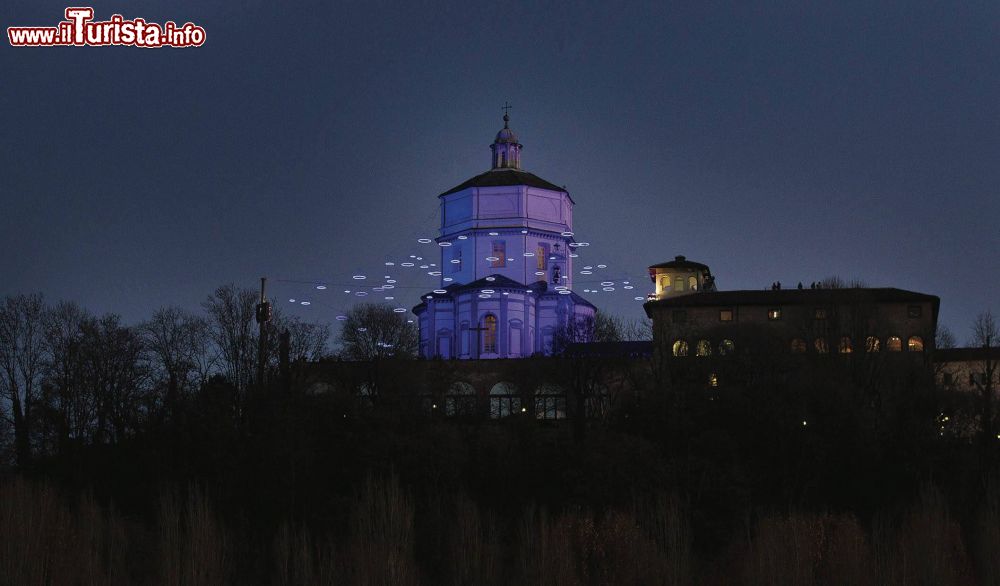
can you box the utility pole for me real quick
[255,277,272,388]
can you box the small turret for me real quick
[647,255,714,300]
[490,106,522,170]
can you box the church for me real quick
[412,112,596,359]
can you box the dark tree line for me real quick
[0,285,330,467]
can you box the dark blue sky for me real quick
[2,1,997,340]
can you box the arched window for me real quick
[908,336,924,352]
[814,338,829,354]
[791,338,807,353]
[482,314,498,354]
[535,384,566,420]
[838,337,853,354]
[445,382,478,417]
[688,276,698,291]
[865,337,880,352]
[696,340,712,357]
[660,276,671,291]
[672,340,689,357]
[887,336,902,352]
[718,339,735,355]
[489,382,520,419]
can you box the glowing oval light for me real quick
[355,291,368,297]
[407,319,414,323]
[343,290,351,293]
[623,281,630,285]
[603,287,615,292]
[561,231,574,237]
[580,270,593,275]
[416,257,423,260]
[583,289,591,293]
[523,252,535,257]
[601,281,614,287]
[409,255,416,258]
[401,262,415,267]
[385,262,395,266]
[419,265,429,269]
[443,277,453,282]
[316,285,327,290]
[578,242,590,247]
[353,275,366,280]
[417,238,432,244]
[393,308,406,313]
[385,296,394,300]
[478,294,491,299]
[488,231,499,236]
[300,301,311,306]
[429,263,437,267]
[481,289,495,294]
[485,256,499,262]
[569,253,579,258]
[373,287,384,292]
[535,271,545,276]
[439,242,452,247]
[450,259,461,264]
[559,290,571,295]
[433,289,447,294]
[635,296,644,301]
[502,292,509,295]
[485,276,495,281]
[383,285,395,290]
[387,279,396,283]
[428,271,441,276]
[336,315,347,321]
[584,265,593,270]
[358,327,367,332]
[596,264,607,269]
[568,243,580,248]
[521,229,528,234]
[288,298,296,303]
[457,235,468,240]
[554,285,567,291]
[624,285,634,290]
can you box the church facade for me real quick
[413,113,596,359]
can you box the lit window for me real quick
[489,382,520,419]
[791,338,807,353]
[887,336,902,352]
[814,338,829,354]
[482,314,498,353]
[839,337,853,353]
[719,309,733,322]
[537,243,549,271]
[865,337,880,352]
[672,340,689,357]
[718,339,735,355]
[491,241,506,268]
[815,308,827,320]
[709,373,719,387]
[674,276,684,292]
[660,276,671,291]
[768,308,782,321]
[696,340,712,357]
[907,336,924,352]
[688,276,698,291]
[908,305,922,318]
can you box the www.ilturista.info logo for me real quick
[8,7,205,48]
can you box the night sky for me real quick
[2,1,997,342]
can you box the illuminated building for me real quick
[412,112,596,358]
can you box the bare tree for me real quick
[338,303,417,361]
[41,301,91,453]
[141,307,215,416]
[203,284,258,413]
[279,316,331,362]
[78,314,148,444]
[970,311,998,449]
[0,294,47,466]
